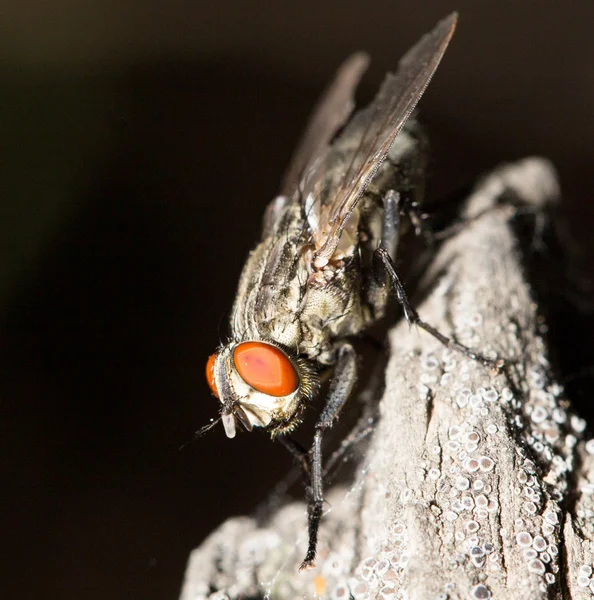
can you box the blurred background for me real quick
[2,1,594,598]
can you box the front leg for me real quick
[300,342,357,571]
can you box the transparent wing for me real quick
[309,13,458,267]
[280,52,370,197]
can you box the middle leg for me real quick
[373,246,503,370]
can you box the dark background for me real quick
[2,2,594,599]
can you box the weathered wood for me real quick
[180,158,594,600]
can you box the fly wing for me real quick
[310,13,457,267]
[280,52,370,197]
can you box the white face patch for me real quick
[239,403,274,429]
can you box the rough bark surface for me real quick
[180,158,594,600]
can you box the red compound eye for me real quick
[233,342,298,397]
[206,353,219,398]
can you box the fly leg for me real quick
[280,352,377,569]
[279,407,375,489]
[366,189,401,309]
[380,189,433,255]
[369,189,430,319]
[299,342,357,571]
[379,189,401,259]
[373,247,503,370]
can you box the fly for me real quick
[204,13,500,570]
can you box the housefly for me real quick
[204,13,499,570]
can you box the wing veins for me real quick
[281,52,370,197]
[312,13,458,267]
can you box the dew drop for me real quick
[467,431,480,444]
[455,476,470,491]
[571,415,587,433]
[532,535,547,552]
[551,408,566,424]
[461,495,475,510]
[577,575,591,588]
[465,520,479,534]
[542,523,555,536]
[447,441,461,453]
[530,406,548,424]
[475,494,488,508]
[516,532,533,547]
[528,559,546,574]
[479,457,495,472]
[471,584,491,599]
[464,458,480,473]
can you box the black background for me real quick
[2,2,594,599]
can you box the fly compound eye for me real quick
[205,353,219,398]
[233,342,299,397]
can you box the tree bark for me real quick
[180,158,594,600]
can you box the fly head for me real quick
[206,341,319,438]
